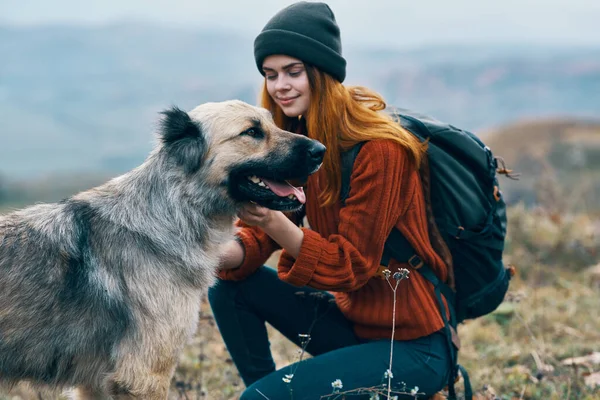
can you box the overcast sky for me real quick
[2,0,599,48]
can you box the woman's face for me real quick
[262,55,311,118]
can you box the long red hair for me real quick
[260,65,426,206]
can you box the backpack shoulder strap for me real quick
[340,142,366,206]
[338,141,418,266]
[339,140,417,265]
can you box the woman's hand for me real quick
[238,202,304,259]
[237,202,278,228]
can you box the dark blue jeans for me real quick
[208,266,451,400]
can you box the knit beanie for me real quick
[254,1,347,82]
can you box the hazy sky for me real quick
[2,0,599,48]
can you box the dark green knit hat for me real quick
[254,1,347,82]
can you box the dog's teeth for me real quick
[248,175,269,188]
[288,195,297,200]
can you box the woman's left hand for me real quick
[237,202,278,228]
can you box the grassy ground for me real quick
[1,205,599,400]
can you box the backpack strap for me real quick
[340,142,366,206]
[339,140,473,400]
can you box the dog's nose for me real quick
[308,142,326,162]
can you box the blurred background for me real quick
[1,1,599,399]
[1,0,600,209]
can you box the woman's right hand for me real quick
[218,238,245,271]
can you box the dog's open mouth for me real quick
[227,138,325,212]
[231,173,308,212]
[246,175,306,204]
[228,169,311,212]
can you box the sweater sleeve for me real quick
[218,212,300,281]
[277,140,419,290]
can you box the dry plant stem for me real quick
[386,277,401,399]
[384,268,410,400]
[320,387,417,399]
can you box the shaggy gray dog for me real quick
[0,100,325,399]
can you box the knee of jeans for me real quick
[239,385,269,400]
[238,391,255,400]
[239,389,254,400]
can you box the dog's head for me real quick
[157,100,325,212]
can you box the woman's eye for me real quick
[266,75,277,80]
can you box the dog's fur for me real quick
[0,100,325,399]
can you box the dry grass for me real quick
[480,118,600,166]
[479,118,600,216]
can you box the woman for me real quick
[209,2,454,399]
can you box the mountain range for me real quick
[1,23,599,179]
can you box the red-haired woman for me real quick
[209,2,454,399]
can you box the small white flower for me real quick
[394,268,410,281]
[331,378,343,389]
[410,386,420,395]
[384,369,394,379]
[382,268,392,279]
[369,394,380,400]
[298,333,311,346]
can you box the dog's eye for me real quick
[241,128,264,139]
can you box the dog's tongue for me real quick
[261,178,306,204]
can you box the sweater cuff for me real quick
[277,228,322,286]
[218,230,267,281]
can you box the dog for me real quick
[0,100,325,399]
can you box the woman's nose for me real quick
[275,76,291,91]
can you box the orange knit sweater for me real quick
[219,139,449,341]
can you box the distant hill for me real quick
[483,118,600,211]
[1,23,599,179]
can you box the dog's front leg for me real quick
[68,386,111,400]
[107,377,171,400]
[109,353,177,400]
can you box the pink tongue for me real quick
[260,178,306,204]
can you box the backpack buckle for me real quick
[408,255,424,269]
[493,185,501,202]
[455,226,465,239]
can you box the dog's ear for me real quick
[159,106,201,143]
[159,106,207,174]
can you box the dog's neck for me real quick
[76,156,239,262]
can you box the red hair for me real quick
[260,65,426,206]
